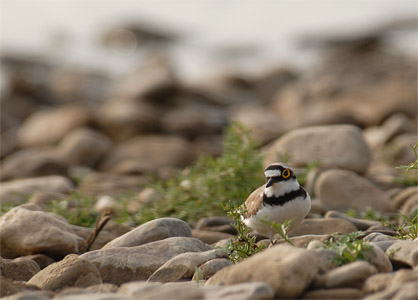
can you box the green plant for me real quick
[382,213,418,240]
[0,202,15,217]
[324,231,374,266]
[387,247,400,259]
[193,267,203,286]
[50,192,98,227]
[132,123,264,225]
[396,142,418,171]
[221,201,266,263]
[259,218,294,245]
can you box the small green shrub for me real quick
[0,202,15,217]
[382,212,418,240]
[132,123,264,225]
[345,207,388,222]
[50,192,98,227]
[221,201,266,263]
[259,218,294,245]
[396,142,418,171]
[324,231,374,266]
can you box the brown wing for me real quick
[243,185,265,218]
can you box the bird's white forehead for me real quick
[264,170,281,177]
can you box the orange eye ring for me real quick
[282,168,290,179]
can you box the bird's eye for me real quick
[282,168,290,179]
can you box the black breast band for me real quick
[263,187,307,206]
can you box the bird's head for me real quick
[263,163,298,197]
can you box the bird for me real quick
[243,162,311,242]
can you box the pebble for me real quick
[195,216,235,230]
[206,244,319,298]
[393,186,418,209]
[99,135,196,175]
[278,234,331,248]
[27,254,102,291]
[206,281,275,300]
[56,127,112,168]
[1,290,53,300]
[103,217,192,249]
[288,218,358,237]
[325,211,380,230]
[17,104,90,148]
[0,204,86,259]
[0,257,40,281]
[28,191,66,206]
[302,288,364,299]
[148,249,228,282]
[118,281,203,300]
[93,195,121,214]
[192,258,233,281]
[386,240,418,267]
[264,125,371,174]
[81,237,211,285]
[192,230,234,244]
[0,148,67,181]
[0,176,74,205]
[314,261,378,289]
[314,169,393,213]
[363,273,395,294]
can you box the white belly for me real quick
[244,195,311,238]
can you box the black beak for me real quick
[266,178,275,188]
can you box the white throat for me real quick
[264,179,300,198]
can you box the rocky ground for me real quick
[0,25,417,300]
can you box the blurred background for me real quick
[0,0,417,188]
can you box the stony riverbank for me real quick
[1,26,417,299]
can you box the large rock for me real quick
[148,249,228,282]
[264,125,371,174]
[100,135,195,175]
[27,254,102,291]
[289,218,358,237]
[17,104,90,147]
[0,204,86,258]
[206,244,319,298]
[103,218,191,249]
[56,127,112,168]
[0,175,74,205]
[0,257,40,281]
[314,169,393,213]
[80,237,211,285]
